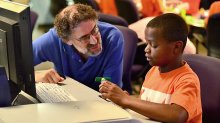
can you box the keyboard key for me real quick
[36,83,77,103]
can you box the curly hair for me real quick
[54,4,98,41]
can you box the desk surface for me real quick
[62,78,160,123]
[0,78,160,123]
[0,100,133,123]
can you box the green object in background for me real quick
[95,77,111,82]
[185,15,205,28]
[180,9,186,19]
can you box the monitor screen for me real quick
[0,0,36,102]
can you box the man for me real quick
[33,4,124,91]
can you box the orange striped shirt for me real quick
[140,63,202,123]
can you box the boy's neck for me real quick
[159,58,184,73]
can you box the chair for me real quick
[50,0,67,17]
[115,26,138,94]
[73,0,100,11]
[30,11,38,33]
[206,13,220,58]
[199,0,216,10]
[114,0,139,24]
[183,54,220,123]
[98,13,129,27]
[131,43,151,82]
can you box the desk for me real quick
[0,78,159,123]
[62,77,160,123]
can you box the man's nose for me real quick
[89,35,97,44]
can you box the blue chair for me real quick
[114,0,139,24]
[73,0,100,11]
[50,0,67,17]
[183,54,220,123]
[30,11,38,33]
[206,13,220,58]
[98,13,128,27]
[115,26,138,94]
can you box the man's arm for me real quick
[102,26,124,87]
[33,28,64,83]
[35,69,64,83]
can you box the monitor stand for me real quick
[12,91,39,106]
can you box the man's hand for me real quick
[35,69,64,83]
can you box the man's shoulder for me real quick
[33,27,61,46]
[98,22,119,32]
[98,22,122,39]
[98,21,115,27]
[48,28,58,36]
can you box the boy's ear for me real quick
[173,41,183,54]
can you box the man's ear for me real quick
[173,41,183,54]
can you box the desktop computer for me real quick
[0,0,36,104]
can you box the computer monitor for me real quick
[0,0,36,102]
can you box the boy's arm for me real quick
[99,81,188,123]
[124,97,188,123]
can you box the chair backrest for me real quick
[183,54,220,123]
[50,0,67,17]
[30,11,38,33]
[115,26,138,94]
[199,0,216,10]
[207,13,220,58]
[98,13,128,27]
[114,0,139,24]
[74,0,100,11]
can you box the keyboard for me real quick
[36,83,77,103]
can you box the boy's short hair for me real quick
[147,13,188,49]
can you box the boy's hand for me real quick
[35,69,64,83]
[99,81,130,107]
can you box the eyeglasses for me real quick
[73,25,100,44]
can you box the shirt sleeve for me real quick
[102,27,124,88]
[170,76,202,121]
[32,29,59,66]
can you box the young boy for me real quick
[99,13,202,123]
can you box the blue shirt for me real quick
[33,22,124,91]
